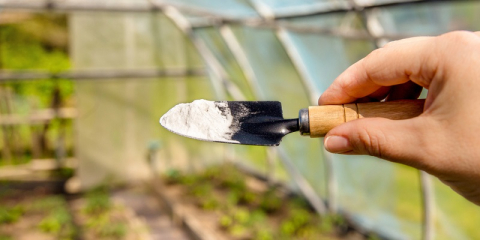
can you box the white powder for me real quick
[159,99,239,143]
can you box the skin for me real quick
[319,31,480,205]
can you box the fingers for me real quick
[386,81,423,101]
[324,117,434,171]
[319,36,437,105]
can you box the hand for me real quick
[318,31,480,205]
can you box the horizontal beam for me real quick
[0,68,206,82]
[0,108,76,125]
[0,0,159,13]
[1,0,463,40]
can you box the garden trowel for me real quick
[160,99,424,146]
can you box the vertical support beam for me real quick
[266,147,277,187]
[162,6,246,101]
[219,22,327,216]
[219,25,265,100]
[420,171,435,240]
[357,2,436,238]
[276,28,335,214]
[278,148,327,215]
[276,29,320,109]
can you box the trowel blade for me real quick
[160,100,299,146]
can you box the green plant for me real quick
[164,169,182,184]
[38,208,71,233]
[97,222,127,238]
[238,189,257,205]
[86,213,127,239]
[188,183,213,198]
[367,234,381,240]
[200,165,222,181]
[0,234,13,240]
[199,197,219,210]
[259,188,283,213]
[84,187,111,215]
[34,198,76,240]
[39,215,62,233]
[0,205,23,224]
[233,209,250,225]
[279,209,315,238]
[219,215,233,229]
[254,229,274,240]
[226,191,239,206]
[319,214,346,233]
[229,224,248,238]
[248,210,267,226]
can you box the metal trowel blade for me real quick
[160,100,299,146]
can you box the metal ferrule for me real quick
[298,108,310,136]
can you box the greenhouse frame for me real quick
[1,0,480,239]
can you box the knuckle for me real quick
[381,40,397,49]
[353,126,388,158]
[439,31,479,47]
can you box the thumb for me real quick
[324,117,431,170]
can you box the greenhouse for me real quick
[0,0,480,239]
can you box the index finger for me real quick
[318,36,435,105]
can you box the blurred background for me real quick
[0,0,479,239]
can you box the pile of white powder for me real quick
[159,99,239,143]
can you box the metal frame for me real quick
[1,0,469,40]
[218,25,265,100]
[275,28,336,214]
[358,4,436,238]
[420,171,435,240]
[161,6,246,101]
[218,21,329,216]
[0,69,205,82]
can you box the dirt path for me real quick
[111,186,191,240]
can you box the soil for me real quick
[0,182,185,240]
[156,170,365,240]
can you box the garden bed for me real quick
[0,184,148,240]
[155,163,367,240]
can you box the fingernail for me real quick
[325,136,352,153]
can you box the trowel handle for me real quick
[305,99,425,138]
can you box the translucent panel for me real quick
[354,0,422,7]
[280,31,373,97]
[332,155,422,239]
[193,28,256,100]
[283,12,353,29]
[228,26,327,197]
[433,178,480,239]
[154,0,259,19]
[71,12,222,188]
[279,15,422,237]
[368,1,480,36]
[250,0,350,18]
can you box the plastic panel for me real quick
[228,26,327,198]
[279,13,423,238]
[72,12,224,188]
[368,1,480,37]
[154,0,259,19]
[249,0,350,18]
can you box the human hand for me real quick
[318,31,480,205]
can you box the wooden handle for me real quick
[308,99,425,137]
